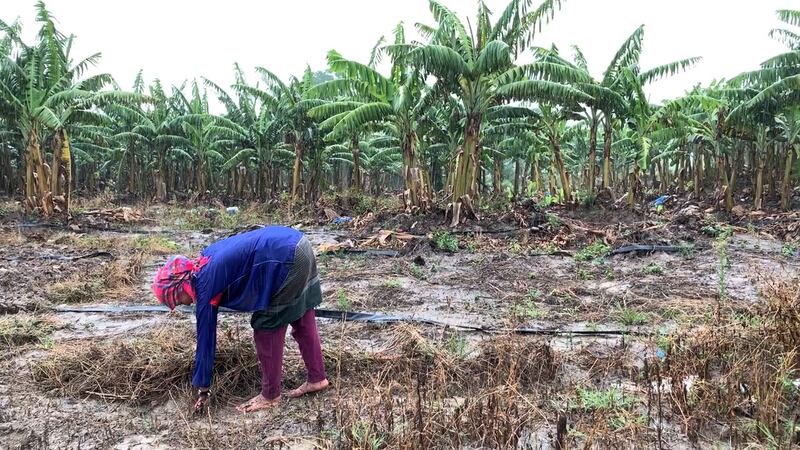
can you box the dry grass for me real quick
[132,235,181,255]
[0,315,55,349]
[326,326,560,449]
[0,230,25,246]
[30,322,561,448]
[31,325,257,404]
[30,323,378,405]
[643,276,800,447]
[45,251,146,303]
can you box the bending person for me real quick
[151,226,329,413]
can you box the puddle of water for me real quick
[54,312,171,340]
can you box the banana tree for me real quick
[776,110,800,210]
[547,26,699,196]
[171,81,248,196]
[730,9,800,210]
[395,0,590,223]
[0,2,126,217]
[206,65,291,200]
[235,67,321,204]
[308,25,434,211]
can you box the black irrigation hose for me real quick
[52,305,652,337]
[1,251,115,262]
[609,244,684,256]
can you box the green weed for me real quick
[0,316,54,348]
[409,264,427,280]
[336,289,352,310]
[433,231,459,252]
[642,263,664,275]
[575,240,610,262]
[465,240,477,253]
[714,226,733,301]
[678,242,696,259]
[546,213,561,228]
[535,242,558,254]
[616,308,649,326]
[512,290,545,320]
[576,266,593,280]
[445,333,469,359]
[575,386,635,411]
[384,279,402,289]
[780,243,796,258]
[133,236,180,254]
[349,421,385,450]
[701,224,722,237]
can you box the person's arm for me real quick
[192,300,218,391]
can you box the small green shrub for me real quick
[433,231,459,252]
[445,333,469,359]
[701,224,721,237]
[576,387,634,411]
[133,236,180,254]
[678,242,696,259]
[617,308,649,326]
[336,289,352,310]
[575,240,610,262]
[576,266,593,280]
[547,213,561,228]
[642,263,664,275]
[512,291,545,320]
[409,264,427,280]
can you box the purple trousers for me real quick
[252,309,327,400]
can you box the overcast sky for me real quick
[3,0,796,106]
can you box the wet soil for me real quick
[1,204,798,449]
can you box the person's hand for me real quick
[193,390,210,413]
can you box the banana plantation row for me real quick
[1,1,798,222]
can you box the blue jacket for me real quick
[191,226,302,388]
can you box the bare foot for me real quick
[236,394,280,413]
[288,379,330,398]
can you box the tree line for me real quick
[1,1,798,223]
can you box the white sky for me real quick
[3,0,797,107]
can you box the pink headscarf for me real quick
[151,255,209,310]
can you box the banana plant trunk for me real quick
[401,132,430,212]
[780,144,796,211]
[449,114,482,224]
[492,154,503,196]
[25,129,53,215]
[513,158,521,199]
[676,147,686,192]
[291,140,303,204]
[127,144,137,196]
[765,146,775,202]
[51,129,72,217]
[721,150,732,212]
[156,145,168,201]
[351,135,362,192]
[659,158,668,193]
[602,115,612,191]
[549,136,571,203]
[755,152,766,210]
[587,114,598,194]
[627,166,640,208]
[694,145,703,198]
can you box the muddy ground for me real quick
[0,200,798,449]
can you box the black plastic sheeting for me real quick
[53,305,650,337]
